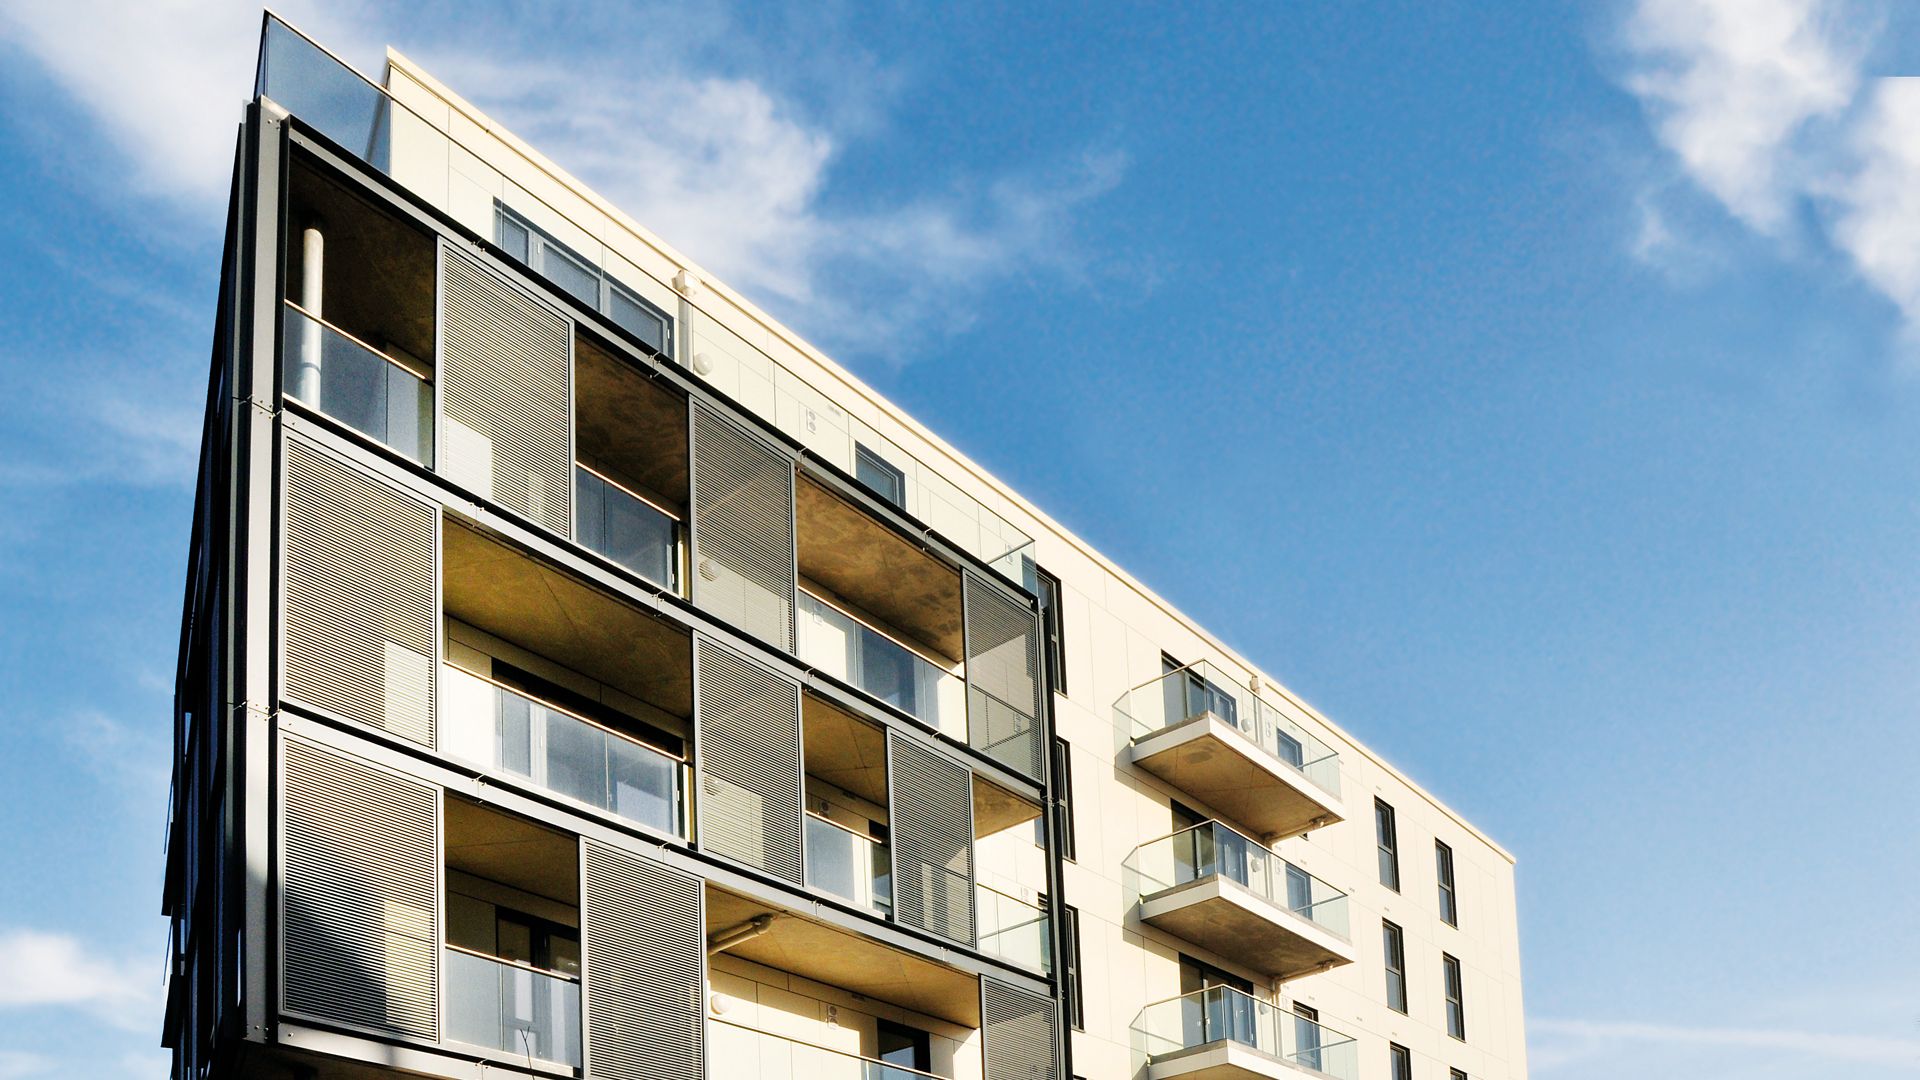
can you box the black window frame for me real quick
[1443,952,1466,1040]
[1036,567,1067,696]
[1451,1069,1468,1080]
[853,442,907,510]
[493,202,675,357]
[1375,799,1401,892]
[1383,920,1408,1014]
[1061,903,1084,1031]
[1050,735,1076,861]
[1435,839,1458,927]
[876,1019,932,1072]
[1390,1043,1413,1080]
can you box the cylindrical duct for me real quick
[293,225,325,404]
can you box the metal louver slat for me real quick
[690,403,795,651]
[964,572,1044,778]
[888,733,975,946]
[439,248,573,535]
[282,437,437,746]
[581,841,705,1080]
[694,639,803,883]
[280,738,440,1039]
[982,979,1059,1080]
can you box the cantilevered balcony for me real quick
[1135,987,1357,1080]
[1126,822,1353,981]
[1125,661,1343,838]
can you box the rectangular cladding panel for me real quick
[439,247,573,534]
[889,733,976,946]
[282,436,437,745]
[690,403,796,651]
[695,638,804,884]
[964,572,1044,779]
[280,738,440,1039]
[581,841,705,1080]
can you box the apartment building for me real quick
[161,15,1525,1080]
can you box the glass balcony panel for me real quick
[258,20,392,171]
[1136,986,1358,1080]
[804,814,890,915]
[1127,821,1349,939]
[576,466,679,590]
[710,1020,949,1080]
[1127,660,1343,807]
[281,303,432,464]
[974,884,1050,973]
[797,592,963,736]
[444,947,581,1067]
[441,666,685,837]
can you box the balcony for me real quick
[575,463,680,592]
[282,302,433,464]
[806,812,894,917]
[1125,661,1343,838]
[1135,987,1357,1080]
[445,946,581,1068]
[1126,822,1353,980]
[573,329,689,593]
[441,664,687,838]
[975,883,1050,974]
[799,589,966,739]
[710,1019,953,1080]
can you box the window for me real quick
[854,443,907,509]
[1050,735,1076,861]
[1037,568,1067,695]
[1451,1070,1469,1080]
[1292,1003,1322,1072]
[877,1020,931,1073]
[1436,840,1458,927]
[1382,920,1407,1014]
[1162,654,1238,727]
[1375,799,1400,891]
[494,204,673,355]
[1443,953,1466,1040]
[1061,904,1084,1030]
[1390,1043,1413,1080]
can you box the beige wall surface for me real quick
[377,48,1527,1080]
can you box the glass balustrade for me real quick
[709,1020,949,1080]
[1134,986,1357,1080]
[1126,821,1350,939]
[975,884,1051,973]
[441,665,685,837]
[444,946,581,1067]
[797,591,966,739]
[804,813,893,916]
[575,464,680,591]
[1126,660,1342,797]
[281,302,432,464]
[257,14,1036,590]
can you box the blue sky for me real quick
[2,2,1918,1077]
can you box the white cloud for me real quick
[1622,0,1859,234]
[0,1052,50,1080]
[0,931,156,1028]
[1831,78,1920,355]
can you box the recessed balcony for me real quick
[1136,987,1357,1080]
[1125,661,1343,838]
[1126,822,1353,981]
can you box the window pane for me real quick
[500,216,530,262]
[855,443,907,509]
[609,287,669,354]
[540,241,601,307]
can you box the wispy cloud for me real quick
[0,930,157,1031]
[0,2,1124,359]
[1532,1016,1920,1074]
[1609,0,1920,358]
[63,708,171,804]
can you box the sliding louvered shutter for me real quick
[982,980,1059,1080]
[282,436,437,746]
[694,639,803,884]
[439,247,573,535]
[280,738,440,1039]
[581,842,705,1080]
[690,403,795,651]
[888,733,975,946]
[964,572,1044,778]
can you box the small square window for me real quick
[854,443,907,509]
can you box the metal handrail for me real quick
[444,942,580,984]
[708,1019,950,1080]
[282,299,431,381]
[445,662,687,763]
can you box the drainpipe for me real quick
[705,914,776,956]
[292,223,325,404]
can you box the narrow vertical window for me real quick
[853,443,907,509]
[1443,953,1466,1040]
[1390,1043,1413,1080]
[1435,839,1458,927]
[1062,904,1084,1031]
[1375,799,1400,891]
[1383,920,1407,1014]
[1052,735,1076,862]
[1036,567,1067,695]
[1292,1003,1322,1072]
